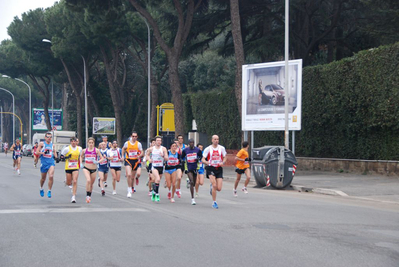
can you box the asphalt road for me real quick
[1,155,398,267]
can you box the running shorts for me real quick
[65,169,79,174]
[198,167,205,175]
[40,162,55,174]
[98,166,109,174]
[206,166,223,179]
[124,159,140,171]
[110,167,121,172]
[235,168,248,174]
[164,168,177,175]
[84,167,97,174]
[151,166,164,175]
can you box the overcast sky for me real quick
[0,0,57,41]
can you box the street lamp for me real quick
[42,38,88,147]
[0,87,15,142]
[2,75,32,144]
[138,14,151,147]
[41,39,55,130]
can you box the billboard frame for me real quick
[92,117,116,135]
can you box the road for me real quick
[1,155,398,267]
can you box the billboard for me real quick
[93,117,115,135]
[242,59,302,131]
[32,108,63,131]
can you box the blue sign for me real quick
[32,108,63,130]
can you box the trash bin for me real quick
[251,146,297,189]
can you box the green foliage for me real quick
[183,88,241,148]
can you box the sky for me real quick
[0,0,58,41]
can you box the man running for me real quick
[107,140,123,195]
[175,135,186,198]
[3,142,8,156]
[146,138,156,196]
[60,137,82,203]
[122,132,143,198]
[99,135,112,149]
[195,143,205,197]
[181,139,202,205]
[37,132,58,198]
[10,138,23,175]
[98,142,109,196]
[33,142,39,168]
[146,136,168,202]
[202,135,227,209]
[233,141,251,196]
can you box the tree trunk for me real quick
[62,83,69,130]
[76,95,83,144]
[230,0,245,121]
[168,58,184,136]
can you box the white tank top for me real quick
[151,146,164,167]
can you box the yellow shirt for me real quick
[235,149,249,170]
[65,145,81,170]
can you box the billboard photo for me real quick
[93,117,115,135]
[32,108,63,131]
[242,59,302,131]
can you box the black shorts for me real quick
[84,167,97,174]
[235,168,248,174]
[146,163,152,173]
[124,159,140,171]
[110,167,121,172]
[151,166,163,175]
[65,169,79,174]
[187,169,198,175]
[206,166,223,179]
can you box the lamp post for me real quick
[2,76,32,144]
[0,87,15,142]
[284,0,290,149]
[138,15,151,147]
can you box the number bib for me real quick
[68,160,78,169]
[187,153,197,163]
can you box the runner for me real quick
[10,138,23,175]
[121,132,143,198]
[181,139,202,205]
[60,137,82,203]
[195,143,205,197]
[99,135,112,149]
[175,135,186,198]
[146,136,168,202]
[33,142,39,168]
[146,138,156,196]
[107,140,123,195]
[80,137,105,203]
[97,142,109,196]
[202,135,227,209]
[233,141,251,196]
[164,142,180,203]
[3,142,8,156]
[37,132,57,198]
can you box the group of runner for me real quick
[5,132,252,209]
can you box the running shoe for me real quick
[47,191,51,198]
[212,202,219,209]
[167,192,171,199]
[104,181,107,187]
[242,187,248,194]
[127,192,132,198]
[151,191,156,202]
[69,185,73,189]
[176,190,181,198]
[63,179,67,187]
[186,177,190,188]
[86,196,91,203]
[133,187,136,193]
[112,191,117,195]
[97,177,100,187]
[195,193,199,198]
[101,190,105,196]
[71,196,76,203]
[148,191,152,196]
[17,169,20,175]
[34,163,37,168]
[191,199,196,205]
[40,189,44,197]
[146,179,149,186]
[233,189,237,197]
[170,198,175,203]
[136,177,139,186]
[210,184,213,196]
[155,194,160,202]
[163,181,167,188]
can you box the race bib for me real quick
[112,155,119,163]
[68,160,78,169]
[86,156,96,164]
[168,158,179,166]
[153,160,163,167]
[128,150,138,158]
[187,153,197,163]
[15,151,21,156]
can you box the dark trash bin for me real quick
[251,146,297,189]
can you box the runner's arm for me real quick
[36,143,44,155]
[162,147,168,161]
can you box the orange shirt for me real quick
[235,149,249,169]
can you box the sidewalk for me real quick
[222,166,399,204]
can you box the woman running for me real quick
[164,143,180,203]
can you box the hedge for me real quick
[183,42,399,160]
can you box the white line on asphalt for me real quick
[0,207,149,214]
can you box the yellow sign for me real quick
[292,115,297,122]
[157,103,175,135]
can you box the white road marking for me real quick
[0,207,148,214]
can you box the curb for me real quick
[291,184,348,197]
